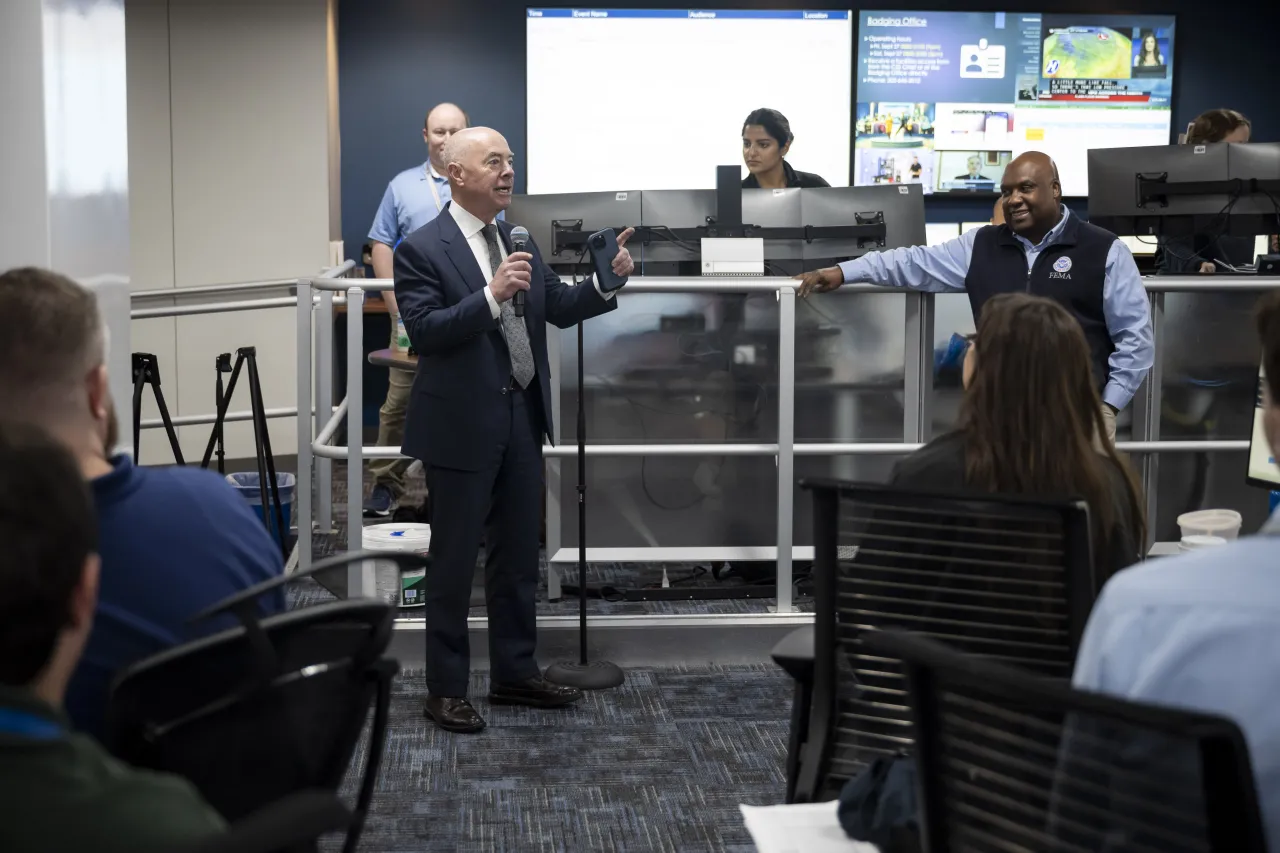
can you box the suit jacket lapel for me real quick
[438,202,489,295]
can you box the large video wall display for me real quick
[854,11,1175,196]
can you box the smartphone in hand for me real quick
[587,228,628,292]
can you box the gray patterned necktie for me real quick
[482,224,535,389]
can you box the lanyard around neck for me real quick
[0,707,62,741]
[426,164,444,213]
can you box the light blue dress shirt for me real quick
[1073,511,1280,849]
[368,161,450,249]
[836,207,1154,410]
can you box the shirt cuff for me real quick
[592,275,618,301]
[836,258,863,284]
[484,285,501,319]
[1102,384,1130,411]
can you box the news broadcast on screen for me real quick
[854,11,1176,195]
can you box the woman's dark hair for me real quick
[1257,289,1280,402]
[1139,30,1158,53]
[1185,109,1251,144]
[742,108,793,148]
[960,293,1146,571]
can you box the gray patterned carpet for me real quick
[336,664,792,852]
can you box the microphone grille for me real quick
[511,225,530,246]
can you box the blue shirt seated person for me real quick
[0,421,226,853]
[1073,288,1280,849]
[0,267,285,740]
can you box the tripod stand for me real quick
[200,346,288,560]
[131,353,185,465]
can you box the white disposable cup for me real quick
[1179,535,1228,552]
[1177,509,1242,541]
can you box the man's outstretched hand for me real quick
[795,266,843,298]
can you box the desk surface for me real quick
[338,293,389,315]
[369,348,417,370]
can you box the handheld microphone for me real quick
[510,226,530,318]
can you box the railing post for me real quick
[317,289,334,535]
[346,286,370,597]
[1143,291,1165,547]
[903,292,934,443]
[776,285,797,613]
[295,280,313,571]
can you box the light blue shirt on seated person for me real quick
[1073,510,1280,849]
[836,206,1153,410]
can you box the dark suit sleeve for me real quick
[393,236,497,355]
[536,240,618,330]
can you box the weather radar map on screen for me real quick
[854,11,1175,196]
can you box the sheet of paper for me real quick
[739,801,879,853]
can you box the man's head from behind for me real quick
[0,267,116,462]
[0,421,99,702]
[422,102,469,174]
[1000,151,1062,243]
[441,127,515,221]
[1257,290,1280,458]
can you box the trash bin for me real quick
[362,523,431,608]
[227,472,296,546]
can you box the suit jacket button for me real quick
[501,387,508,395]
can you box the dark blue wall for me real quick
[338,0,1279,259]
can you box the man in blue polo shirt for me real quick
[365,101,470,516]
[0,267,285,739]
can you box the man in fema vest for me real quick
[797,151,1153,443]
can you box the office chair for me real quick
[790,479,1097,803]
[865,630,1267,853]
[107,550,427,853]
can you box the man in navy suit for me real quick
[394,127,635,733]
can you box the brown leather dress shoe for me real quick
[424,696,486,733]
[488,675,583,708]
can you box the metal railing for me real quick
[298,271,1267,606]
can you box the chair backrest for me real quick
[866,630,1267,853]
[107,598,396,822]
[797,479,1097,801]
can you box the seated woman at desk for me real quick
[741,108,831,189]
[891,293,1146,583]
[1157,108,1256,275]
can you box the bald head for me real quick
[442,127,515,220]
[999,151,1062,242]
[422,102,469,173]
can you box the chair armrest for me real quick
[183,790,351,853]
[771,624,815,683]
[188,550,430,626]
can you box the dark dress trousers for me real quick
[393,203,616,696]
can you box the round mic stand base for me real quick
[545,659,625,690]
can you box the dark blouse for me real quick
[741,160,830,189]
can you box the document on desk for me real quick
[739,801,878,853]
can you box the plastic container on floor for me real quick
[227,472,295,546]
[1176,509,1243,541]
[362,523,431,607]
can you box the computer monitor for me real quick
[637,189,715,266]
[925,222,961,246]
[1248,364,1280,489]
[506,190,642,262]
[742,187,804,260]
[800,184,927,261]
[1228,142,1280,236]
[1088,143,1232,238]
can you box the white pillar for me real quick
[0,0,132,453]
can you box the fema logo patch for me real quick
[1053,257,1073,273]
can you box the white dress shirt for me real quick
[446,202,616,319]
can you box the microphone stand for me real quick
[545,258,625,691]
